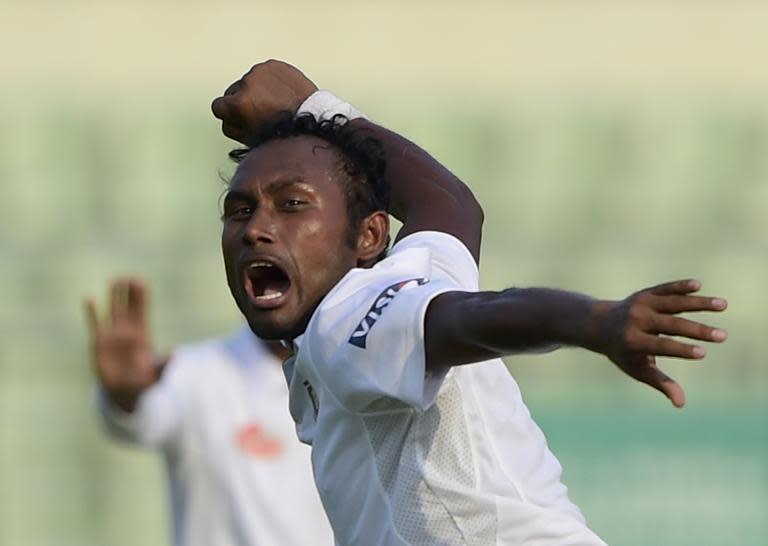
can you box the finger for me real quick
[83,298,101,339]
[221,122,247,144]
[211,96,232,119]
[641,333,707,360]
[110,278,130,323]
[211,95,233,121]
[650,314,728,342]
[224,79,243,97]
[126,278,148,324]
[637,363,686,408]
[211,97,248,143]
[651,294,728,314]
[211,94,250,127]
[647,279,701,296]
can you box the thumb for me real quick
[83,298,108,378]
[637,360,686,408]
[83,298,101,341]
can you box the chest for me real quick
[178,363,298,464]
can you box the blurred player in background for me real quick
[84,277,334,546]
[211,60,727,545]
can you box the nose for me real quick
[242,209,276,246]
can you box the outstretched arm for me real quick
[211,60,483,262]
[425,279,728,407]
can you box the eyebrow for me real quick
[266,176,311,192]
[224,177,313,203]
[222,188,250,204]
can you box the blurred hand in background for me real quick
[84,278,164,412]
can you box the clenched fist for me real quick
[211,59,318,144]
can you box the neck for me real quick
[265,339,292,362]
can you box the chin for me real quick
[245,310,307,342]
[245,316,289,341]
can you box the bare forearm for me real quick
[349,119,484,262]
[294,88,479,231]
[348,120,472,217]
[425,288,600,369]
[426,280,727,409]
[463,288,599,352]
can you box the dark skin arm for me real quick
[211,59,483,263]
[211,61,728,408]
[425,279,728,407]
[348,118,484,261]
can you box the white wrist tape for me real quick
[297,90,367,122]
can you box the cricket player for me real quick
[85,278,334,546]
[212,60,727,545]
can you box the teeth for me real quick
[255,290,283,301]
[249,261,274,268]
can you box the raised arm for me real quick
[425,279,728,407]
[211,59,483,262]
[349,118,484,261]
[84,278,165,413]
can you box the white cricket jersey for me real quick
[284,231,607,545]
[98,327,334,546]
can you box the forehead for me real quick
[230,135,346,192]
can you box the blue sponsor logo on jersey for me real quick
[348,278,427,349]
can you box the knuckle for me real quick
[646,312,661,331]
[623,329,639,350]
[222,125,237,139]
[245,64,264,78]
[627,304,646,324]
[232,94,249,109]
[262,59,280,70]
[211,99,225,117]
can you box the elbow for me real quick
[466,187,485,228]
[450,179,484,228]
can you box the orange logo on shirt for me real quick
[236,423,283,458]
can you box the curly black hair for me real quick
[229,112,390,254]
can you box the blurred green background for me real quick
[1,1,766,545]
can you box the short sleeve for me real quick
[298,231,478,414]
[391,231,479,291]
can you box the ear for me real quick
[356,211,390,267]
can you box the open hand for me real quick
[84,278,160,412]
[211,59,318,144]
[595,279,727,408]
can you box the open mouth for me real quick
[244,261,292,308]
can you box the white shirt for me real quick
[285,231,607,545]
[98,327,334,546]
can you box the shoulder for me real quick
[391,231,479,289]
[299,233,473,363]
[316,231,477,313]
[167,325,267,375]
[294,234,477,412]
